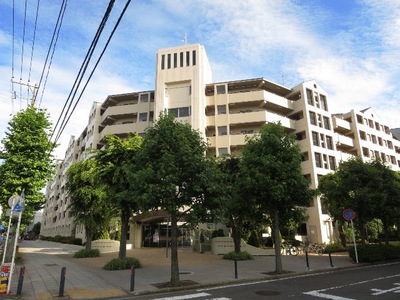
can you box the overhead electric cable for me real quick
[36,0,67,100]
[19,0,28,82]
[51,0,131,150]
[11,0,15,113]
[28,0,41,84]
[51,0,117,144]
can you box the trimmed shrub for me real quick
[103,257,142,270]
[73,249,100,258]
[348,244,400,263]
[324,242,347,253]
[223,251,253,261]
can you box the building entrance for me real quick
[142,219,192,248]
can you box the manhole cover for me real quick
[255,290,281,296]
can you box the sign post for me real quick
[343,209,358,263]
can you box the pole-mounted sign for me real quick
[343,208,358,263]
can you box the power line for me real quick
[28,0,41,85]
[54,0,132,147]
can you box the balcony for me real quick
[100,104,138,125]
[332,116,351,134]
[335,133,355,150]
[229,110,295,131]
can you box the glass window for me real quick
[179,107,190,117]
[218,148,228,156]
[323,117,330,130]
[326,136,333,150]
[329,156,336,170]
[167,54,171,69]
[192,50,196,66]
[173,53,177,68]
[216,85,226,94]
[312,131,319,146]
[180,52,183,67]
[315,152,322,168]
[140,93,149,103]
[218,126,228,136]
[320,95,327,111]
[161,55,165,70]
[168,108,178,117]
[139,113,147,122]
[217,105,227,114]
[306,89,313,105]
[186,51,190,66]
[309,111,316,125]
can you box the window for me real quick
[323,154,328,169]
[139,113,147,122]
[312,131,319,146]
[317,114,323,127]
[320,133,325,148]
[306,89,313,105]
[140,93,149,103]
[179,107,190,117]
[320,95,327,111]
[314,95,320,108]
[315,152,322,168]
[323,117,330,130]
[169,108,178,117]
[217,105,227,114]
[309,111,316,125]
[216,85,226,94]
[302,152,309,161]
[161,54,165,69]
[326,136,333,150]
[180,52,183,67]
[296,131,306,140]
[359,130,366,140]
[218,126,228,136]
[192,50,196,66]
[218,148,228,156]
[173,53,177,68]
[167,54,171,69]
[186,51,190,66]
[328,156,336,170]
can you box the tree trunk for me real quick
[338,220,347,247]
[85,229,92,250]
[272,209,283,273]
[118,210,130,259]
[230,215,242,253]
[170,211,180,285]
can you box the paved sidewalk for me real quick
[4,240,356,299]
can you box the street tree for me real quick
[66,158,114,250]
[217,155,260,253]
[240,122,313,274]
[133,113,219,286]
[319,158,400,245]
[94,134,143,259]
[0,105,56,224]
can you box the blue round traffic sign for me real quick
[343,209,356,221]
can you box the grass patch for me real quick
[73,249,100,258]
[103,257,142,270]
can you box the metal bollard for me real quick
[16,266,26,296]
[234,259,238,279]
[328,251,334,268]
[59,267,66,297]
[305,250,310,270]
[130,265,135,292]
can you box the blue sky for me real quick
[0,0,399,159]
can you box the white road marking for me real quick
[152,292,211,300]
[370,283,400,295]
[303,291,354,300]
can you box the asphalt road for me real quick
[131,261,400,300]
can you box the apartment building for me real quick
[41,43,400,246]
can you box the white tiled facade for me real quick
[41,44,400,246]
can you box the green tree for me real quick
[240,122,313,273]
[217,155,260,253]
[32,222,41,237]
[94,134,143,259]
[66,158,113,250]
[319,158,400,245]
[133,114,218,286]
[0,105,56,224]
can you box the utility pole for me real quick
[11,79,39,106]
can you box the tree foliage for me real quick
[240,122,313,273]
[318,158,400,245]
[66,158,113,250]
[133,113,219,286]
[94,134,143,258]
[0,105,56,224]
